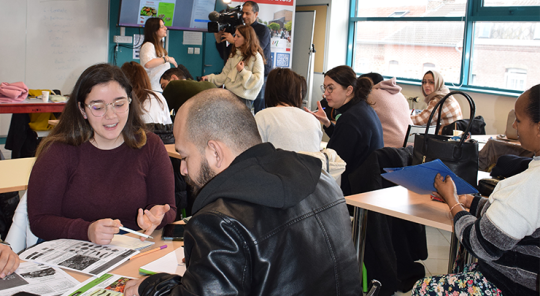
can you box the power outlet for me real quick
[114,36,133,43]
[187,47,194,54]
[194,48,200,54]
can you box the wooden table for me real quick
[65,226,185,283]
[346,171,491,288]
[0,157,36,193]
[0,101,66,114]
[165,144,181,159]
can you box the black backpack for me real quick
[441,115,486,135]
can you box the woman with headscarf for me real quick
[411,71,462,133]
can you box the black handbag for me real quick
[146,123,175,144]
[412,91,479,187]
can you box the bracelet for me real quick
[449,203,464,212]
[163,56,167,63]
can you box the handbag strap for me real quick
[422,90,476,149]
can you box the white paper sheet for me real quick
[0,261,79,296]
[20,239,138,277]
[139,247,185,275]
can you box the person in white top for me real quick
[139,18,178,91]
[121,62,172,126]
[255,68,322,152]
[201,25,264,110]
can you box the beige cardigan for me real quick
[207,49,264,101]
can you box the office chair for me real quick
[402,124,437,147]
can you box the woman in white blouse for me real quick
[121,62,172,126]
[140,18,178,91]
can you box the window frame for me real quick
[346,0,540,96]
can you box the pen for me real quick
[119,226,153,239]
[130,245,168,260]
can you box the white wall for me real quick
[400,84,517,135]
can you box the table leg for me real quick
[352,207,368,289]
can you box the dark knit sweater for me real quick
[27,132,176,241]
[324,100,384,195]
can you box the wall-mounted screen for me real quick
[118,0,216,32]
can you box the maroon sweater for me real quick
[27,132,176,241]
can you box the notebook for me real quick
[139,247,186,275]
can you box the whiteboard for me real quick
[291,11,316,81]
[0,0,109,95]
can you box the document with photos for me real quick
[0,261,79,296]
[65,273,135,296]
[20,239,138,277]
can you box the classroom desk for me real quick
[346,171,489,289]
[0,101,66,114]
[165,144,181,159]
[0,157,36,193]
[346,186,453,289]
[65,226,185,283]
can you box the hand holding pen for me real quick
[88,218,122,245]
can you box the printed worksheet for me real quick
[20,239,138,277]
[65,273,135,296]
[0,261,79,295]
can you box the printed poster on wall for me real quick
[229,0,295,68]
[138,0,177,26]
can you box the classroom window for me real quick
[356,0,466,18]
[353,21,463,83]
[483,0,540,6]
[469,22,539,91]
[349,0,540,94]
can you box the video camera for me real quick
[207,5,244,34]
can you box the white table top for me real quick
[345,186,454,232]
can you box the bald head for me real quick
[174,88,262,155]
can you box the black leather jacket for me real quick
[139,143,361,295]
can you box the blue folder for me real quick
[381,159,478,195]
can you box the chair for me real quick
[348,146,428,295]
[402,124,436,147]
[5,191,39,253]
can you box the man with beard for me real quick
[125,88,361,296]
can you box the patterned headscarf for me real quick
[422,70,451,103]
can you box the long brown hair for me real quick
[229,25,265,64]
[36,63,147,160]
[121,61,163,111]
[143,18,167,57]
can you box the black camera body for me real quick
[208,5,244,34]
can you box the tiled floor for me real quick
[394,226,453,296]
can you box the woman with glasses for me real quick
[27,63,176,245]
[201,25,264,110]
[140,17,178,91]
[254,68,322,152]
[411,71,462,133]
[305,65,383,195]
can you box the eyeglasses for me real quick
[320,84,335,94]
[84,98,132,117]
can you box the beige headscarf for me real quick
[422,70,451,103]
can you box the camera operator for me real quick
[214,1,272,114]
